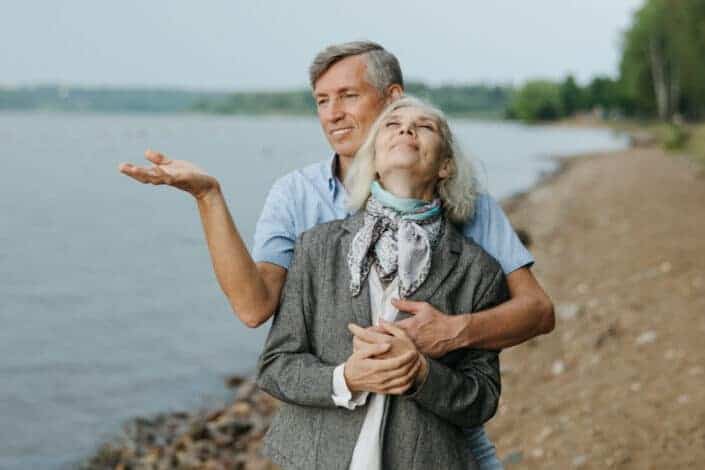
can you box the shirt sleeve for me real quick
[252,176,297,269]
[332,363,369,410]
[464,193,534,274]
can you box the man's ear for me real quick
[385,84,404,103]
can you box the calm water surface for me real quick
[0,111,628,469]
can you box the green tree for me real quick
[559,75,582,115]
[508,80,564,123]
[620,0,705,120]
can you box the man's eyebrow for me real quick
[315,86,359,97]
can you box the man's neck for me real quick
[336,153,354,183]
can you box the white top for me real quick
[331,270,400,470]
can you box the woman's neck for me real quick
[378,174,436,202]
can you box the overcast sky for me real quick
[1,0,644,91]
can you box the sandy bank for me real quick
[490,146,705,469]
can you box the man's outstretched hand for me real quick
[118,150,219,200]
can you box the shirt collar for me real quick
[327,153,339,194]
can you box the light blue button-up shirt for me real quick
[253,155,533,274]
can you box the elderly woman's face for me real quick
[373,106,449,187]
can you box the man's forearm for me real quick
[452,269,555,350]
[196,184,278,327]
[452,295,551,350]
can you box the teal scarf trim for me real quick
[370,180,441,221]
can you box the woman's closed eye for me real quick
[417,121,437,131]
[385,121,400,128]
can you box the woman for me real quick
[256,96,509,470]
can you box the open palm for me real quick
[118,150,218,199]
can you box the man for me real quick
[119,41,554,469]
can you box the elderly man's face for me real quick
[313,55,388,160]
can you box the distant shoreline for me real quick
[0,83,511,118]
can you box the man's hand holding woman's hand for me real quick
[344,322,429,395]
[119,150,220,201]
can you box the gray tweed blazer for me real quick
[256,210,509,470]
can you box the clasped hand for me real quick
[344,321,428,395]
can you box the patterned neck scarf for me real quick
[347,181,444,298]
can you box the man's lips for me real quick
[329,127,353,138]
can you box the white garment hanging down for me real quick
[331,270,400,470]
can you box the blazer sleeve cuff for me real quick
[404,357,445,403]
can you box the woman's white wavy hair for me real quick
[344,95,478,224]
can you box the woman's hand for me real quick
[346,322,428,394]
[119,150,220,200]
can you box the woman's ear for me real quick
[438,158,451,179]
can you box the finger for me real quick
[391,298,422,313]
[393,317,416,331]
[348,323,393,344]
[355,342,390,359]
[364,355,419,391]
[151,165,174,185]
[366,350,417,372]
[378,320,411,340]
[118,162,140,176]
[119,164,152,184]
[141,167,166,185]
[118,162,133,173]
[382,358,422,393]
[353,335,374,350]
[145,149,171,165]
[353,337,380,354]
[384,385,412,395]
[396,353,421,376]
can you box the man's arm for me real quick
[197,187,287,327]
[391,192,554,355]
[393,267,554,356]
[458,266,554,349]
[119,150,286,328]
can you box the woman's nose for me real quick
[398,124,415,136]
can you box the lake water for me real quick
[0,111,628,469]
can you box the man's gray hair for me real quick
[344,96,478,224]
[309,41,404,94]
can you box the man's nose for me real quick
[327,98,345,122]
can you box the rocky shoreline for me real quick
[81,376,279,470]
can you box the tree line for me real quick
[509,0,705,123]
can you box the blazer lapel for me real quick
[406,219,463,303]
[342,212,373,328]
